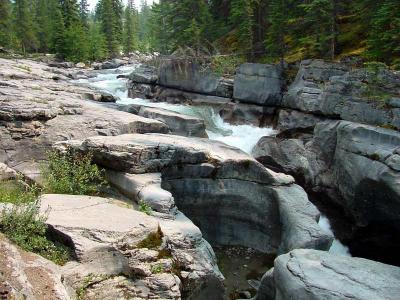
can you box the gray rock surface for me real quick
[0,163,17,181]
[234,63,283,106]
[0,58,168,181]
[0,234,73,300]
[282,59,400,129]
[158,60,233,98]
[257,249,400,300]
[128,64,158,84]
[58,133,332,254]
[122,104,208,137]
[40,194,225,300]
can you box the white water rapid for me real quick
[76,64,351,256]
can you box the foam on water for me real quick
[319,215,351,256]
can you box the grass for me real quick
[137,226,163,249]
[138,200,153,215]
[0,180,39,204]
[151,264,164,274]
[0,200,71,265]
[41,148,107,196]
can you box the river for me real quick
[75,63,350,297]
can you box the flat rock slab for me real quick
[258,249,400,300]
[40,194,159,257]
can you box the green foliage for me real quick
[41,148,107,196]
[138,200,152,216]
[88,21,107,61]
[0,0,13,48]
[123,1,139,55]
[208,55,245,76]
[151,264,164,274]
[0,201,71,265]
[0,180,39,204]
[62,23,89,62]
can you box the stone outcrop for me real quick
[0,58,168,181]
[40,194,225,300]
[256,249,400,300]
[282,59,400,129]
[0,234,73,300]
[0,163,17,181]
[121,104,208,137]
[57,133,332,255]
[253,120,400,265]
[233,63,283,106]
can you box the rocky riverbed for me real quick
[0,57,400,299]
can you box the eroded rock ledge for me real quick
[57,133,333,255]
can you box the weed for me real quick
[138,200,153,215]
[137,226,163,249]
[0,201,71,265]
[0,180,40,204]
[41,148,107,196]
[151,264,164,274]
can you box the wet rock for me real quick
[94,59,126,70]
[220,102,277,127]
[257,249,400,300]
[129,65,158,84]
[277,109,326,131]
[48,61,74,69]
[233,63,283,106]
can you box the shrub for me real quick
[42,148,107,196]
[0,180,39,204]
[0,201,71,265]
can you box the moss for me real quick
[137,226,163,249]
[151,264,165,274]
[157,248,172,259]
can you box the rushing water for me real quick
[75,65,350,294]
[76,65,276,154]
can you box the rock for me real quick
[0,163,17,181]
[254,120,400,265]
[105,171,176,214]
[98,59,126,70]
[234,63,284,106]
[220,102,277,127]
[158,60,233,98]
[0,58,169,181]
[98,91,116,103]
[0,234,73,300]
[129,65,158,84]
[59,133,332,255]
[40,194,225,300]
[48,61,74,69]
[257,249,400,300]
[122,104,208,137]
[282,59,400,129]
[277,109,326,131]
[75,62,86,68]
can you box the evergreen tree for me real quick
[50,0,66,55]
[88,21,107,61]
[14,0,38,53]
[123,0,138,54]
[63,22,89,62]
[0,0,13,48]
[35,0,53,52]
[79,0,90,28]
[368,0,400,63]
[59,0,80,28]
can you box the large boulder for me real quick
[128,65,158,84]
[233,63,284,106]
[121,104,208,137]
[0,234,73,299]
[157,60,233,98]
[58,133,332,255]
[254,120,400,265]
[256,249,400,300]
[282,59,400,129]
[40,194,225,300]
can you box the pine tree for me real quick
[79,0,90,28]
[50,0,66,55]
[0,0,13,48]
[14,0,38,53]
[123,0,138,54]
[59,0,80,28]
[96,0,123,57]
[35,0,53,52]
[368,0,400,64]
[88,21,107,61]
[63,22,89,62]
